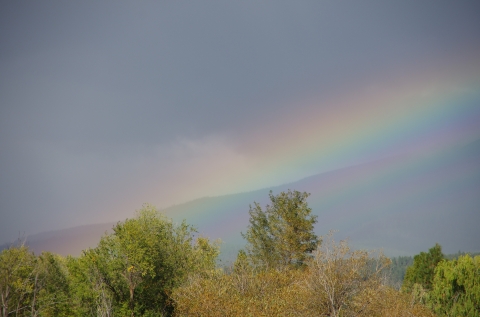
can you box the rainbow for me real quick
[162,53,480,255]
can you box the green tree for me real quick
[0,245,71,317]
[0,243,35,317]
[242,190,318,269]
[403,243,445,292]
[74,204,219,317]
[31,252,72,317]
[67,252,114,317]
[429,255,480,317]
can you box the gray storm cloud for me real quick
[1,0,479,243]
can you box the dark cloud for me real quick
[1,0,479,243]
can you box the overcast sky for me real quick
[1,1,480,243]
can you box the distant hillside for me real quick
[0,223,115,256]
[163,139,480,257]
[3,139,479,258]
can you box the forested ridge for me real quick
[1,191,478,316]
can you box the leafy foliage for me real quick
[172,232,434,317]
[429,255,480,317]
[242,190,318,269]
[403,243,445,292]
[67,252,114,317]
[0,243,35,317]
[172,266,309,317]
[352,286,436,317]
[8,197,478,316]
[68,204,220,316]
[303,231,391,317]
[387,252,479,289]
[401,245,480,317]
[0,244,71,317]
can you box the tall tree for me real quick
[242,190,318,269]
[76,204,219,316]
[30,252,71,317]
[402,243,445,292]
[67,252,114,317]
[429,255,480,317]
[0,243,35,317]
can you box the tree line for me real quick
[1,190,478,316]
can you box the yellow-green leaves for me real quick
[0,245,71,317]
[73,204,220,316]
[172,233,434,317]
[429,255,480,317]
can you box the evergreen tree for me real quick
[242,190,318,269]
[402,243,445,292]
